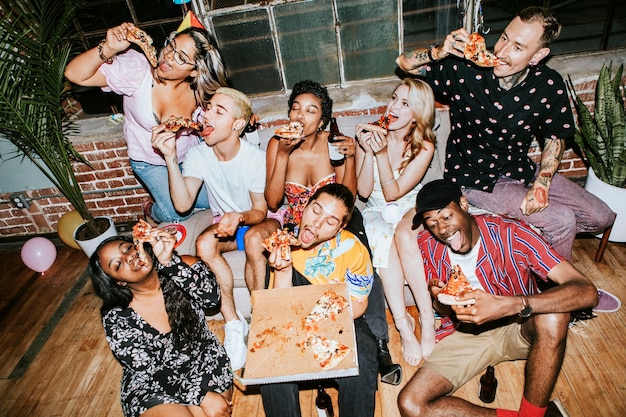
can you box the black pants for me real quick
[346,208,389,343]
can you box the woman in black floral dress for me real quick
[88,227,233,417]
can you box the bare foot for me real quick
[395,314,422,366]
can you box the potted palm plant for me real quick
[567,62,626,242]
[0,0,117,256]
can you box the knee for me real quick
[243,228,265,256]
[545,208,576,233]
[398,386,425,417]
[530,313,570,347]
[394,222,417,247]
[196,231,217,259]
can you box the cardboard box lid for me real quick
[237,283,358,385]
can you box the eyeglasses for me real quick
[163,38,196,67]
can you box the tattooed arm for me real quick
[396,29,469,75]
[396,48,433,75]
[520,138,565,215]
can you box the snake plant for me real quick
[0,0,101,236]
[567,62,626,188]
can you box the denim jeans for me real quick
[130,159,209,223]
[260,317,378,417]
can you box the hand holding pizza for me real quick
[267,241,293,271]
[151,124,178,160]
[149,228,176,266]
[452,290,513,326]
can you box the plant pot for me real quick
[584,167,626,242]
[73,216,118,257]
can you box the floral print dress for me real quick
[102,255,232,417]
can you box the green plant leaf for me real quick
[0,0,98,235]
[568,62,626,187]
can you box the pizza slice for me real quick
[127,27,158,68]
[274,121,304,139]
[262,228,300,258]
[473,50,502,67]
[132,219,154,265]
[437,264,476,305]
[306,335,351,370]
[361,114,398,134]
[304,290,350,332]
[463,32,502,67]
[163,115,202,134]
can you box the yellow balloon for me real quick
[57,210,85,250]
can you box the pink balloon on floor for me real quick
[21,237,57,274]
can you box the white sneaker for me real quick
[224,310,249,371]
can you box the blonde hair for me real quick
[215,87,252,125]
[398,78,437,174]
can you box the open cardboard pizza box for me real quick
[237,283,359,385]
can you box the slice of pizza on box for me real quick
[437,265,476,305]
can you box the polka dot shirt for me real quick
[422,59,575,192]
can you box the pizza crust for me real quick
[127,28,158,68]
[274,121,304,139]
[437,293,476,306]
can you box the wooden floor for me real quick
[1,236,625,417]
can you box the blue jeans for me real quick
[130,160,209,223]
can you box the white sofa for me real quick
[165,111,451,318]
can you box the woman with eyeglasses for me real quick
[88,231,233,417]
[65,22,227,224]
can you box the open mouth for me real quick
[299,227,315,245]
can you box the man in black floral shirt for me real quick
[397,6,614,260]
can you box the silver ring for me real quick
[452,41,456,48]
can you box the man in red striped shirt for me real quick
[398,179,598,417]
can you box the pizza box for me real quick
[236,283,359,385]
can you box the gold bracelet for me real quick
[380,178,395,186]
[97,39,114,64]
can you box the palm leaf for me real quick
[0,0,98,234]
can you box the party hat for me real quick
[177,10,205,32]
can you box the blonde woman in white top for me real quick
[355,78,437,366]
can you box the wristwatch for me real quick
[519,295,533,318]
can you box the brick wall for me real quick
[0,75,615,239]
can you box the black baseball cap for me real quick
[412,179,463,226]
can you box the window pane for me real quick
[403,0,457,50]
[75,0,133,35]
[337,0,399,81]
[130,0,184,23]
[212,9,283,95]
[274,0,339,88]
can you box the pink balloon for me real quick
[21,237,57,274]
